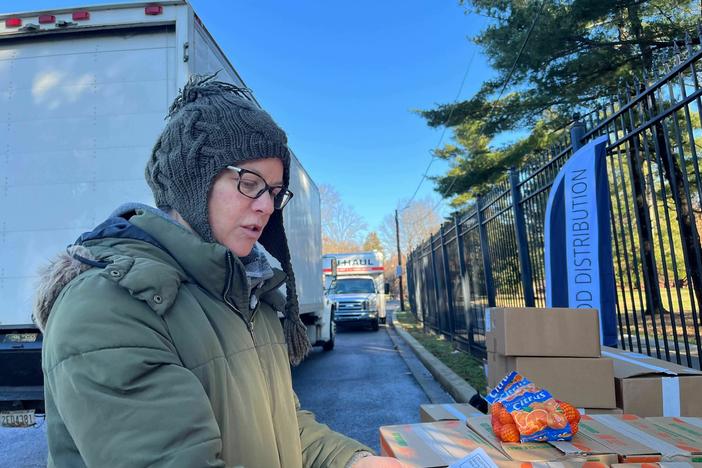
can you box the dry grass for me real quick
[394,310,487,392]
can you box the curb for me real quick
[390,317,478,404]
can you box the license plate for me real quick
[0,410,36,428]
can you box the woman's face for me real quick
[208,158,284,256]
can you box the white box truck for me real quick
[323,251,389,331]
[0,0,334,411]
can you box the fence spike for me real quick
[649,57,660,80]
[624,81,636,104]
[624,81,634,102]
[633,75,642,94]
[685,31,693,54]
[663,48,674,72]
[672,39,682,65]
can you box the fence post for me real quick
[509,168,535,307]
[420,247,428,332]
[476,196,497,307]
[429,233,442,332]
[406,251,414,318]
[570,113,586,151]
[454,214,474,349]
[440,225,455,340]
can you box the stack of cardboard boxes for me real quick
[377,306,702,467]
[380,403,702,467]
[485,307,702,416]
[485,307,619,412]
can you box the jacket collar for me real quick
[128,209,256,310]
[77,205,287,314]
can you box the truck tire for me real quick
[371,318,379,331]
[322,317,335,351]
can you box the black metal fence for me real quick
[407,38,702,370]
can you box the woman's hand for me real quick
[352,455,405,467]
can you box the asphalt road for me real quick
[292,300,433,453]
[0,418,47,467]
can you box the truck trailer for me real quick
[323,251,389,331]
[0,0,334,412]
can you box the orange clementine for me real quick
[525,409,548,426]
[497,408,515,425]
[556,400,581,424]
[499,423,520,442]
[492,419,502,436]
[546,410,569,430]
[570,420,579,435]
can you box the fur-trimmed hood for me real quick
[33,245,98,332]
[32,205,169,332]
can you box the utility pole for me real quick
[395,209,405,312]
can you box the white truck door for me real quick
[0,28,176,325]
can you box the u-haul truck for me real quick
[323,252,389,331]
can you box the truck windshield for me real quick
[330,278,376,294]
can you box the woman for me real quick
[34,75,401,467]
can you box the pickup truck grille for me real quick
[337,301,363,311]
[335,301,367,321]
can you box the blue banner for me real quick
[544,135,617,346]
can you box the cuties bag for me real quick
[486,371,581,442]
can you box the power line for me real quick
[402,48,476,210]
[430,0,547,213]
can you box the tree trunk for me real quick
[629,129,665,316]
[629,0,702,317]
[650,92,702,318]
[626,3,666,317]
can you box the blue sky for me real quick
[1,0,494,231]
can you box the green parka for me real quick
[36,207,370,467]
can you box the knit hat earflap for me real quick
[145,73,310,365]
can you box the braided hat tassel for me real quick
[260,211,311,365]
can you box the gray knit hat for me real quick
[145,74,310,365]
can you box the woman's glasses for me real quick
[226,166,294,210]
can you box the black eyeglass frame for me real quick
[226,165,294,210]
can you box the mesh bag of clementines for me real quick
[486,371,581,443]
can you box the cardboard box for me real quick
[577,414,662,462]
[578,408,623,415]
[466,415,618,464]
[603,346,702,416]
[681,418,702,430]
[486,308,601,357]
[487,353,616,408]
[612,464,702,468]
[646,417,702,458]
[590,415,702,462]
[467,415,564,461]
[419,403,484,423]
[379,420,510,467]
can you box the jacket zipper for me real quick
[224,251,257,346]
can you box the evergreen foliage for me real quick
[421,0,699,205]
